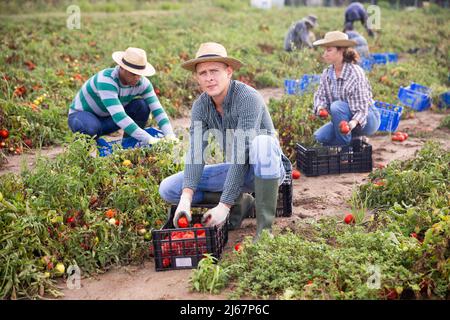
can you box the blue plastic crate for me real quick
[284,79,300,95]
[386,52,398,63]
[398,82,432,111]
[374,101,403,132]
[359,57,374,72]
[438,91,450,109]
[299,74,320,92]
[370,52,398,65]
[370,53,388,64]
[284,74,320,95]
[97,127,164,157]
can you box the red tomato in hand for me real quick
[178,216,189,228]
[340,121,351,135]
[319,109,329,119]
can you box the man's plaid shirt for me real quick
[313,62,374,128]
[183,80,291,205]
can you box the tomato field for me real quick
[0,1,449,300]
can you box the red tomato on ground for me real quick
[344,213,355,224]
[0,129,9,139]
[292,169,301,180]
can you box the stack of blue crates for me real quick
[397,82,432,111]
[370,52,398,65]
[284,74,320,95]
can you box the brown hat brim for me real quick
[112,51,156,77]
[181,56,243,72]
[313,39,357,47]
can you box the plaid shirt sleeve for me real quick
[313,69,330,114]
[346,65,373,128]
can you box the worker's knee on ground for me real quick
[330,100,348,115]
[159,176,180,203]
[70,117,101,137]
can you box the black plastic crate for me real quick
[152,205,228,271]
[296,140,373,177]
[246,167,293,218]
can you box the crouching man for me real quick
[159,42,291,241]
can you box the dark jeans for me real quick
[68,98,150,138]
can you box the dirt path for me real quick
[0,145,64,176]
[1,88,448,300]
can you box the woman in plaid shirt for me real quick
[312,31,380,146]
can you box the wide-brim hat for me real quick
[313,31,357,47]
[304,14,318,27]
[181,42,243,72]
[112,47,156,76]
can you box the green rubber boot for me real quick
[254,177,279,242]
[228,193,255,230]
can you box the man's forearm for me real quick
[181,188,194,198]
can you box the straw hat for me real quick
[112,47,156,76]
[313,31,357,47]
[181,42,243,72]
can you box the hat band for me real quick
[122,58,145,70]
[196,54,222,59]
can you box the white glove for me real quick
[163,133,179,143]
[201,203,230,227]
[348,119,359,131]
[173,193,192,228]
[136,135,160,148]
[147,135,161,145]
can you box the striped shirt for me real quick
[183,80,292,205]
[313,62,374,128]
[69,66,174,142]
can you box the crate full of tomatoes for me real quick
[152,206,229,271]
